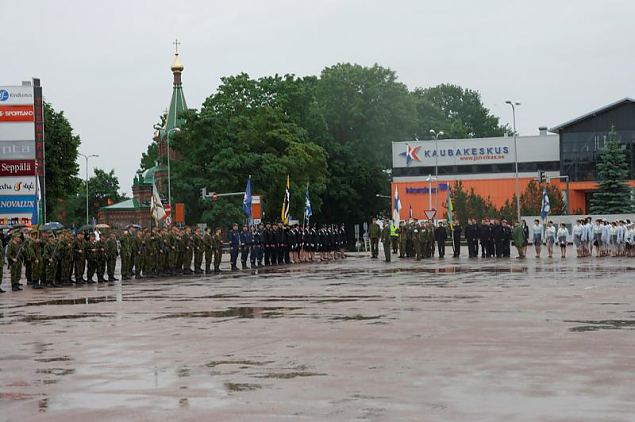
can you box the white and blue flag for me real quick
[304,185,313,221]
[393,186,402,224]
[243,175,252,223]
[540,188,550,220]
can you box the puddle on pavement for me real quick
[19,313,113,323]
[224,382,262,392]
[566,319,635,332]
[24,296,121,306]
[39,397,48,413]
[154,307,301,320]
[36,368,76,376]
[34,356,72,363]
[332,314,383,321]
[206,360,272,368]
[255,372,326,379]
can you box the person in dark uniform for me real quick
[239,224,252,269]
[492,219,504,258]
[502,220,512,257]
[452,222,462,257]
[229,223,240,271]
[434,222,448,258]
[369,217,380,258]
[263,223,272,266]
[381,219,391,262]
[465,218,478,258]
[252,224,263,267]
[478,219,490,258]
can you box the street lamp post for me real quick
[429,129,444,214]
[78,153,99,225]
[505,101,521,222]
[165,128,181,213]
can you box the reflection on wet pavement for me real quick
[1,254,635,420]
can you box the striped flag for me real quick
[281,175,290,224]
[447,188,454,230]
[541,188,550,220]
[304,184,312,221]
[243,175,252,224]
[393,187,402,224]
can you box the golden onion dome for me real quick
[171,53,184,72]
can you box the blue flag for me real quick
[540,188,550,220]
[243,176,252,222]
[304,185,313,220]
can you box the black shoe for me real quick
[75,279,85,284]
[110,277,118,282]
[97,278,105,283]
[0,287,5,293]
[12,285,23,291]
[135,275,141,280]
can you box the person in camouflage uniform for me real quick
[44,233,61,286]
[22,231,36,286]
[86,233,99,283]
[105,231,119,282]
[212,227,223,272]
[398,221,407,258]
[132,230,144,279]
[30,231,44,289]
[203,227,213,274]
[193,227,204,274]
[73,231,87,284]
[181,226,193,275]
[95,234,107,282]
[7,234,23,291]
[60,231,74,284]
[167,228,179,275]
[119,230,132,280]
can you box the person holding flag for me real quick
[151,181,167,226]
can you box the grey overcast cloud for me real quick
[2,0,634,194]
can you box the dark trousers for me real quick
[240,246,249,268]
[264,246,271,266]
[467,239,477,257]
[486,240,495,257]
[251,245,263,266]
[480,240,487,257]
[370,238,379,257]
[437,241,445,258]
[383,242,391,261]
[453,238,461,257]
[230,247,239,269]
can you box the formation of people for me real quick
[367,216,635,261]
[0,222,347,293]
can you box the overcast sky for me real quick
[3,0,634,194]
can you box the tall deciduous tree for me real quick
[64,168,127,225]
[43,102,81,220]
[590,128,634,214]
[413,84,509,139]
[520,181,564,217]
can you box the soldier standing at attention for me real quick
[44,233,61,286]
[7,234,23,291]
[181,226,193,275]
[369,217,380,259]
[452,221,462,258]
[31,231,44,289]
[381,219,392,262]
[229,223,240,271]
[61,231,74,284]
[213,227,223,272]
[203,227,213,274]
[22,231,34,285]
[435,222,448,258]
[193,227,204,274]
[390,221,399,254]
[251,224,263,268]
[105,231,119,282]
[95,234,107,283]
[239,224,252,270]
[86,233,98,283]
[119,230,131,280]
[73,231,87,283]
[465,218,478,258]
[398,221,407,258]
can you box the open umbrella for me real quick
[79,224,95,232]
[125,224,142,230]
[95,223,111,229]
[40,221,65,232]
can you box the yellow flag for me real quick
[281,175,290,224]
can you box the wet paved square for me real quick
[1,254,634,421]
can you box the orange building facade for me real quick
[391,98,635,220]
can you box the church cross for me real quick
[173,39,181,54]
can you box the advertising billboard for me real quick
[0,140,36,159]
[0,86,34,105]
[0,105,35,122]
[392,134,559,169]
[0,160,36,176]
[0,177,37,196]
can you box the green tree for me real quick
[589,128,634,214]
[519,181,564,216]
[412,84,509,139]
[63,168,127,225]
[43,102,81,221]
[171,74,328,227]
[449,181,498,225]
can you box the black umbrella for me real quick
[79,224,95,232]
[40,221,65,232]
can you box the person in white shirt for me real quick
[544,221,556,258]
[585,218,594,257]
[557,223,569,258]
[616,221,626,256]
[601,221,611,257]
[532,219,543,258]
[593,219,603,257]
[573,220,583,257]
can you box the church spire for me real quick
[166,39,187,134]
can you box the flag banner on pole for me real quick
[447,188,454,230]
[393,187,402,224]
[304,184,312,221]
[281,175,290,224]
[243,175,252,223]
[408,203,413,219]
[541,188,550,220]
[151,181,167,223]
